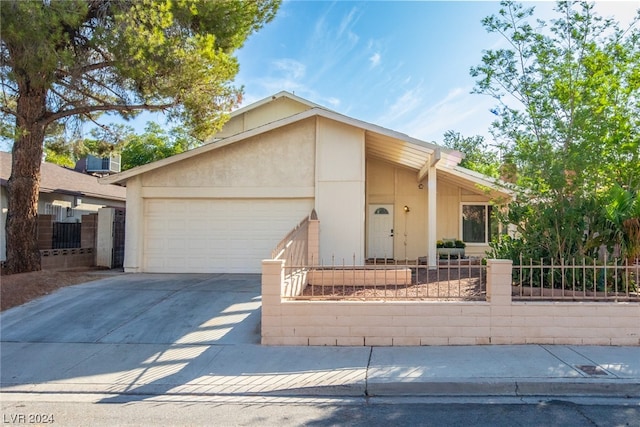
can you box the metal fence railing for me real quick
[52,222,81,249]
[286,256,487,301]
[513,256,640,302]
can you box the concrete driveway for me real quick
[0,273,262,345]
[1,273,371,400]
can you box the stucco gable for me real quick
[142,118,316,189]
[101,92,509,201]
[210,91,326,140]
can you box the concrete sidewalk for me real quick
[1,273,639,401]
[2,343,639,400]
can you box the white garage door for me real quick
[144,198,314,273]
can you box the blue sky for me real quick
[230,0,639,145]
[3,1,637,152]
[234,0,503,143]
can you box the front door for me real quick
[368,204,394,259]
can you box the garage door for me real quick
[144,198,314,273]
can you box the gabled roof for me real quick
[100,91,511,198]
[229,91,331,118]
[102,105,447,185]
[0,151,126,201]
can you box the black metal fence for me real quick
[287,257,487,301]
[52,222,81,249]
[513,256,640,301]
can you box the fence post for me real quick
[81,214,97,249]
[37,215,54,250]
[487,259,514,344]
[261,259,285,345]
[486,259,513,304]
[96,208,115,268]
[307,218,320,266]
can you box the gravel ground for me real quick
[0,267,107,311]
[301,266,487,300]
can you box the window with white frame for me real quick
[461,204,497,244]
[44,203,64,221]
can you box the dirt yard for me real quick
[0,267,107,311]
[301,266,487,301]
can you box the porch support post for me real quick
[427,164,438,269]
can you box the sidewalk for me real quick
[2,343,639,400]
[1,273,638,401]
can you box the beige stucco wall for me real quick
[366,159,427,260]
[123,119,317,273]
[263,259,640,346]
[142,118,316,194]
[38,193,124,223]
[366,159,493,260]
[214,96,313,139]
[315,117,365,264]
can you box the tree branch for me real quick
[44,102,174,125]
[55,60,116,79]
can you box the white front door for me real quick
[368,204,394,259]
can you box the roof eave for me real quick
[101,107,448,185]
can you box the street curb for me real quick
[4,379,639,399]
[366,380,640,398]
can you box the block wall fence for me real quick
[261,259,640,346]
[37,214,97,270]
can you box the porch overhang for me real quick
[365,131,439,177]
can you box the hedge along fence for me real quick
[513,259,640,301]
[261,259,640,346]
[513,256,639,301]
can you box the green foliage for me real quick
[442,130,500,178]
[1,0,279,272]
[1,0,280,138]
[121,122,200,170]
[592,185,640,262]
[43,124,133,167]
[474,1,640,265]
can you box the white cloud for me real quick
[369,52,381,68]
[338,6,360,40]
[388,86,497,143]
[381,87,424,124]
[272,58,306,80]
[325,97,341,108]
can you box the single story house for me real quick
[101,92,511,273]
[0,151,126,261]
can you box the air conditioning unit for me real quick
[75,154,121,175]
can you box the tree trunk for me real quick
[4,86,47,274]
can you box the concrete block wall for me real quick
[35,213,98,270]
[262,259,640,346]
[81,213,97,249]
[37,215,54,250]
[40,248,95,269]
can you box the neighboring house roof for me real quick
[0,151,126,201]
[101,91,511,198]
